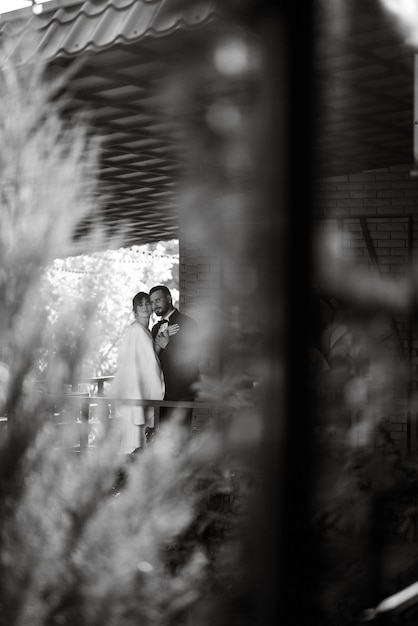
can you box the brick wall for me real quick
[178,165,418,445]
[179,245,221,318]
[314,166,418,219]
[313,164,418,451]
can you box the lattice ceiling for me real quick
[0,0,218,251]
[315,0,415,177]
[59,43,184,249]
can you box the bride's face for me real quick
[135,298,152,322]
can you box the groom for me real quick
[149,285,200,428]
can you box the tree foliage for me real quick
[40,242,179,377]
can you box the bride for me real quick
[111,291,178,454]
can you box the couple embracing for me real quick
[112,285,200,454]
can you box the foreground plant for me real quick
[0,35,257,626]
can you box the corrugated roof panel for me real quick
[117,1,165,40]
[56,3,158,54]
[152,0,216,32]
[0,0,218,60]
[59,0,137,22]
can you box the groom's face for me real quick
[150,290,171,317]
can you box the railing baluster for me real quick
[154,404,160,430]
[33,375,219,453]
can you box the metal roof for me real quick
[0,0,217,61]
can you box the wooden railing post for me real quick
[79,397,90,451]
[154,404,160,430]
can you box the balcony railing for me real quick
[66,375,115,397]
[0,376,219,453]
[58,376,218,451]
[51,395,218,452]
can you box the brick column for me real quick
[178,214,222,431]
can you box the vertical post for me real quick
[80,398,89,422]
[414,55,418,169]
[408,216,416,453]
[154,404,160,431]
[79,396,90,451]
[97,378,104,398]
[256,3,315,625]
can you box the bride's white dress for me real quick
[111,321,164,453]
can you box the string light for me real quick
[47,248,179,276]
[31,1,43,15]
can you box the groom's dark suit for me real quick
[152,308,200,427]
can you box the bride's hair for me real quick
[132,291,150,311]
